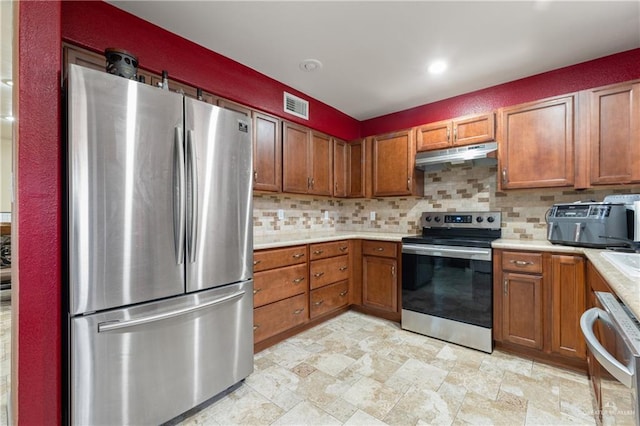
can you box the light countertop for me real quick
[254,231,407,250]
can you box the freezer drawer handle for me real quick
[580,307,633,388]
[97,290,246,333]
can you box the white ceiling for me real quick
[108,1,640,121]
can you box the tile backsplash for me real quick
[254,164,640,240]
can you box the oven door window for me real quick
[402,252,492,328]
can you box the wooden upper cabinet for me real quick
[282,121,310,194]
[217,98,251,116]
[253,112,282,192]
[333,139,348,198]
[416,113,495,152]
[348,139,366,198]
[310,131,333,196]
[282,122,333,196]
[63,43,105,78]
[371,130,423,197]
[588,81,640,185]
[498,95,575,190]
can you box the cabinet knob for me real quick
[375,247,384,252]
[339,290,348,297]
[292,253,305,259]
[453,127,458,142]
[314,300,324,306]
[502,168,508,184]
[253,325,260,331]
[253,288,262,295]
[313,250,324,255]
[314,271,325,278]
[503,279,508,295]
[339,246,348,252]
[292,277,305,284]
[510,260,533,266]
[339,266,348,271]
[446,127,451,142]
[253,170,258,182]
[391,266,396,276]
[253,260,261,266]
[293,308,304,315]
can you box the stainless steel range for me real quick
[401,211,502,353]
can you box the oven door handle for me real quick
[580,307,633,388]
[402,244,491,260]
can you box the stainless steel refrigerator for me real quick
[66,64,254,425]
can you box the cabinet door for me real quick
[362,255,398,312]
[348,139,365,198]
[498,96,575,189]
[550,255,586,359]
[502,272,543,349]
[310,131,333,196]
[589,82,640,184]
[282,122,311,194]
[416,120,451,151]
[372,130,417,196]
[253,112,282,192]
[453,113,495,147]
[333,139,348,197]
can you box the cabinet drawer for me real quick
[253,264,307,308]
[310,281,349,319]
[309,240,349,260]
[362,240,397,258]
[254,245,307,272]
[502,251,543,274]
[253,294,307,343]
[309,255,350,290]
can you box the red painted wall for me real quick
[15,1,63,424]
[361,48,640,137]
[61,1,361,141]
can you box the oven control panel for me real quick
[421,211,501,229]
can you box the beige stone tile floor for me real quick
[0,300,598,426]
[178,311,597,426]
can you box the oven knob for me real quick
[425,216,432,222]
[476,216,484,223]
[434,216,441,222]
[487,216,495,223]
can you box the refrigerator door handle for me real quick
[97,290,246,333]
[174,127,186,265]
[186,129,198,263]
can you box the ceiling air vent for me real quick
[284,92,309,120]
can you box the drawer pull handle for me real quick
[293,308,304,315]
[314,300,324,306]
[391,266,396,276]
[292,277,305,284]
[375,247,384,251]
[314,272,325,278]
[339,246,348,252]
[510,260,533,266]
[339,266,348,271]
[292,253,305,259]
[253,260,261,266]
[339,290,348,297]
[253,288,262,295]
[503,279,508,295]
[253,325,260,331]
[313,250,324,255]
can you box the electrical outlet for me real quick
[370,211,376,221]
[323,211,329,220]
[277,209,285,220]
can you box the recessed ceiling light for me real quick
[428,60,447,75]
[1,79,12,87]
[299,59,323,73]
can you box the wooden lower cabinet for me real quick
[502,272,544,349]
[310,281,349,318]
[361,241,399,319]
[253,263,306,308]
[253,294,307,343]
[494,249,587,370]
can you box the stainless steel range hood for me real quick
[415,142,498,171]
